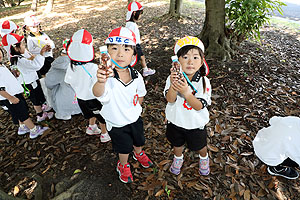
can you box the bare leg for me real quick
[99,123,107,133]
[140,55,147,69]
[119,153,129,165]
[21,118,35,129]
[173,146,184,157]
[89,117,96,125]
[199,146,208,157]
[33,105,43,113]
[133,146,142,155]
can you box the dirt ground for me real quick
[0,0,300,199]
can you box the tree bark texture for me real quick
[200,0,231,61]
[31,0,37,11]
[169,0,182,17]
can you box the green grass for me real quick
[270,16,300,32]
[184,0,205,9]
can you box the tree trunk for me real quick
[45,0,54,12]
[200,0,232,61]
[169,0,182,17]
[31,0,37,11]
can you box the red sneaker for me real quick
[133,150,153,168]
[116,161,133,183]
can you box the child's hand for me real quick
[97,65,114,83]
[170,71,178,83]
[40,45,51,55]
[172,77,190,96]
[9,96,19,104]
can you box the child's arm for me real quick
[138,97,144,105]
[27,37,41,55]
[165,72,178,103]
[92,65,112,97]
[0,91,19,104]
[173,79,203,111]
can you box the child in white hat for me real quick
[23,15,55,77]
[93,27,153,183]
[64,29,110,143]
[164,36,211,176]
[125,1,156,77]
[0,45,49,139]
[5,33,54,122]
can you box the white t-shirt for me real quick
[253,116,300,166]
[125,21,141,44]
[16,54,45,84]
[164,72,211,129]
[64,62,98,100]
[27,32,55,57]
[0,65,23,100]
[96,68,146,131]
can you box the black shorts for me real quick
[77,98,105,124]
[136,44,144,62]
[1,93,29,124]
[166,122,207,151]
[38,56,54,77]
[24,80,46,106]
[108,117,145,154]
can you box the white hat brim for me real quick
[67,42,94,62]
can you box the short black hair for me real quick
[128,10,143,22]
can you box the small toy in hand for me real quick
[171,55,184,81]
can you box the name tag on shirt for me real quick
[31,81,38,89]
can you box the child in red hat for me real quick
[64,29,110,143]
[125,1,156,77]
[93,27,153,183]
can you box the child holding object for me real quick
[164,36,211,176]
[93,27,153,183]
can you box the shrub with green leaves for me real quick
[225,0,286,41]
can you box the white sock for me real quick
[199,153,208,160]
[89,124,97,128]
[19,124,26,129]
[174,154,183,160]
[30,126,37,132]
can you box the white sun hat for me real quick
[0,20,19,37]
[67,29,94,62]
[174,36,209,76]
[24,15,40,27]
[126,1,144,21]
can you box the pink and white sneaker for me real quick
[37,112,54,122]
[143,67,156,77]
[30,126,49,139]
[86,126,101,135]
[42,103,52,112]
[100,133,111,143]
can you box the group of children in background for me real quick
[0,1,212,184]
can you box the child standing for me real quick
[125,1,156,77]
[64,29,110,143]
[45,39,81,120]
[5,33,54,122]
[93,27,153,183]
[164,36,211,176]
[0,46,49,139]
[23,15,55,76]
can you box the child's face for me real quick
[29,25,39,33]
[178,48,203,77]
[108,44,135,68]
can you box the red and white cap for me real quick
[105,27,137,67]
[24,15,40,27]
[126,1,143,21]
[105,27,136,46]
[174,36,209,76]
[67,29,94,62]
[1,33,24,47]
[0,20,19,37]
